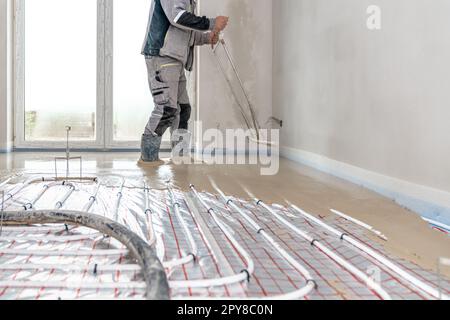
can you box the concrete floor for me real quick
[1,151,449,278]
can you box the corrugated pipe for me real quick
[0,210,169,300]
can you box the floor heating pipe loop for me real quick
[1,176,98,210]
[169,272,250,290]
[142,184,204,269]
[23,180,70,211]
[110,181,147,242]
[54,183,76,210]
[0,263,141,272]
[214,187,316,300]
[422,217,450,233]
[255,199,391,300]
[0,177,12,189]
[83,181,102,212]
[0,280,148,290]
[23,184,50,210]
[143,184,156,245]
[167,186,198,263]
[290,203,449,300]
[190,184,255,284]
[0,176,48,208]
[113,179,125,222]
[0,248,129,257]
[159,187,258,290]
[330,209,388,241]
[0,233,102,242]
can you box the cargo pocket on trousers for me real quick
[150,74,170,106]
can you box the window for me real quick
[113,0,151,142]
[24,0,97,142]
[14,0,183,149]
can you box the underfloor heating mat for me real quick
[0,172,449,300]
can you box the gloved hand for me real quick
[209,31,220,48]
[214,16,229,33]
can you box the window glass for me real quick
[24,0,97,141]
[113,0,154,141]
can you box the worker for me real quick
[140,0,229,164]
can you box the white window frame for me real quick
[13,0,195,150]
[14,0,106,150]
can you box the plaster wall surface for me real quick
[196,0,273,137]
[273,0,450,193]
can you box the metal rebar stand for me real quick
[54,126,83,181]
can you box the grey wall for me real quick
[0,0,13,152]
[273,0,450,193]
[197,0,272,134]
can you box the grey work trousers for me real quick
[144,56,191,137]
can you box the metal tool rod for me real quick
[213,44,253,132]
[66,127,70,178]
[220,39,261,139]
[55,126,83,181]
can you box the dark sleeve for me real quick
[175,11,212,31]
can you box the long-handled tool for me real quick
[212,38,261,141]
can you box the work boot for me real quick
[138,134,164,166]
